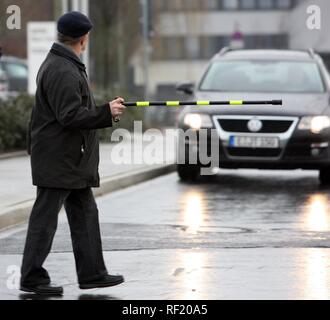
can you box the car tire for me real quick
[319,167,330,185]
[177,164,200,181]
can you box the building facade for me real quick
[132,0,330,98]
[0,0,58,58]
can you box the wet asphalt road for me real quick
[1,169,330,299]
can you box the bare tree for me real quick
[90,0,141,92]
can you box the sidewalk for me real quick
[1,248,329,300]
[0,135,176,229]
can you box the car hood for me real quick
[184,92,330,117]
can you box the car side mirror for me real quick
[176,82,195,95]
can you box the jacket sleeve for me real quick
[47,71,113,130]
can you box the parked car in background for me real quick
[177,48,330,185]
[0,56,28,94]
[0,68,9,101]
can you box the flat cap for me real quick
[57,11,93,38]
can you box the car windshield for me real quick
[199,60,325,93]
[5,62,28,79]
[0,68,7,79]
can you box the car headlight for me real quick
[183,114,213,130]
[298,116,330,134]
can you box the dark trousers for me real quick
[20,187,108,286]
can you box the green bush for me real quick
[0,93,149,152]
[0,95,34,152]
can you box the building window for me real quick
[154,0,166,11]
[244,34,288,49]
[155,0,294,11]
[273,34,289,48]
[201,36,227,59]
[152,34,288,61]
[183,0,202,10]
[159,0,184,11]
[164,37,185,59]
[206,0,219,10]
[258,0,274,9]
[276,0,291,9]
[241,0,257,9]
[223,0,239,10]
[185,37,200,59]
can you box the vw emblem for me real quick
[247,118,263,132]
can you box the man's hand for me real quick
[109,97,126,120]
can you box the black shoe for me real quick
[20,284,63,296]
[79,274,125,290]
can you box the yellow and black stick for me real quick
[113,100,282,122]
[123,100,282,107]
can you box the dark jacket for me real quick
[28,43,112,189]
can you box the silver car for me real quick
[177,48,330,185]
[0,68,9,101]
[0,56,28,94]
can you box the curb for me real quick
[95,164,176,197]
[0,163,176,231]
[0,151,27,161]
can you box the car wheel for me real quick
[177,164,200,181]
[319,167,330,185]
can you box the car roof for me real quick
[0,56,27,65]
[213,49,318,62]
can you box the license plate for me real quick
[229,136,280,149]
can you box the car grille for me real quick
[218,119,293,133]
[227,147,282,158]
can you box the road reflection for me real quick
[301,195,330,299]
[182,191,205,234]
[177,251,207,300]
[178,172,330,299]
[19,293,63,300]
[303,194,330,232]
[304,249,330,300]
[78,294,121,300]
